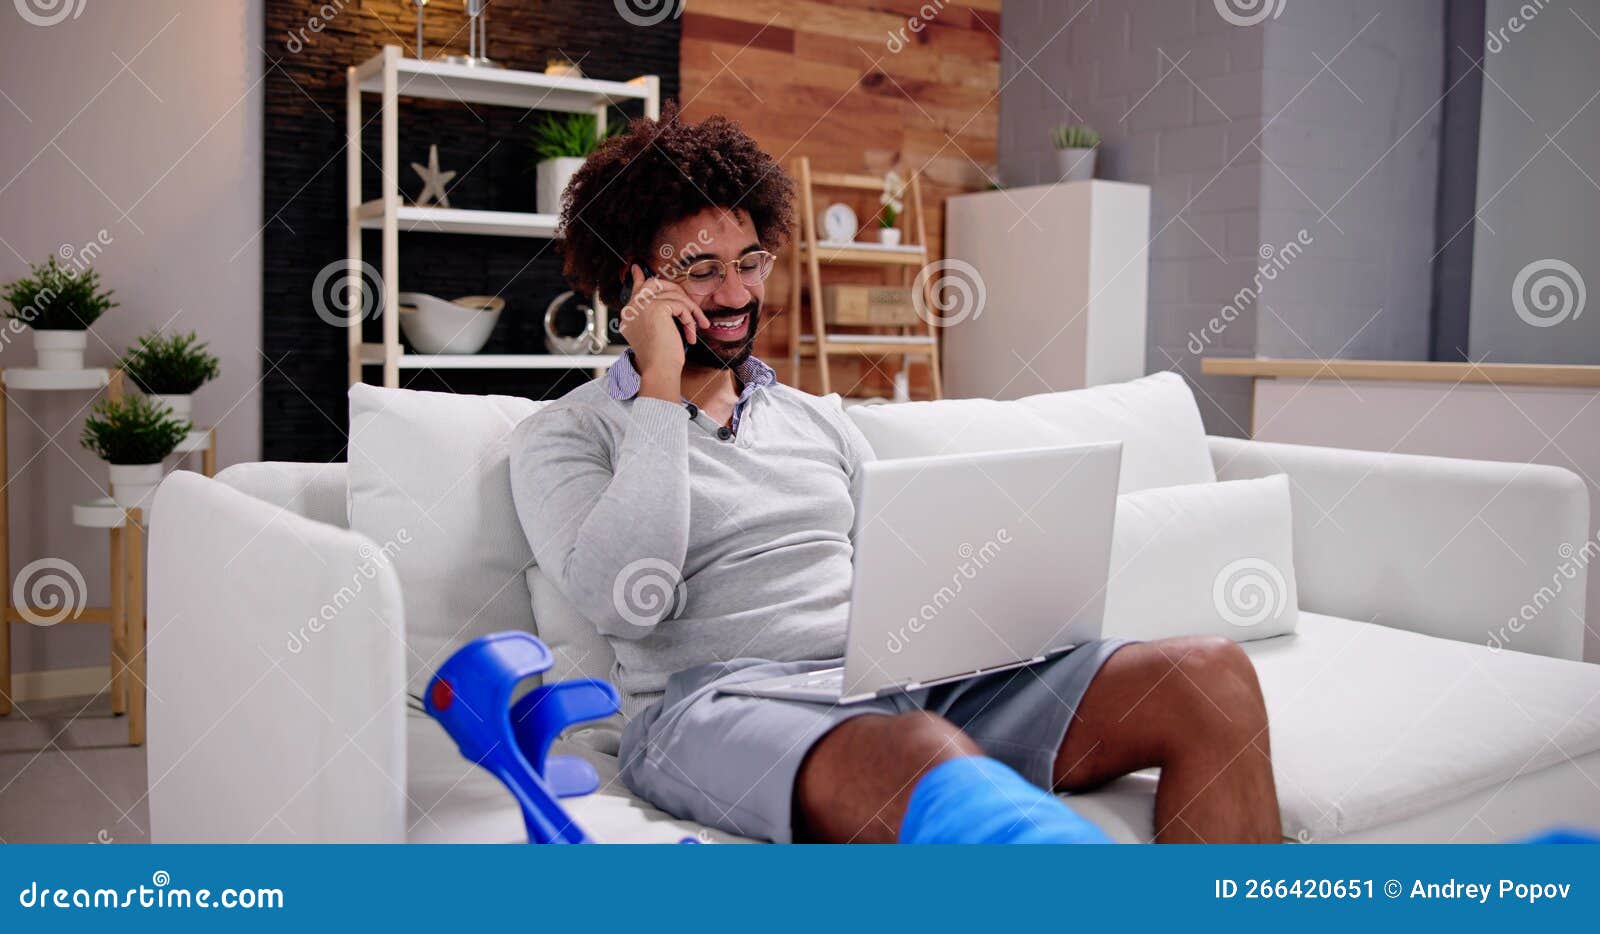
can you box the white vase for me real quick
[1056,147,1097,182]
[151,393,192,420]
[877,228,903,247]
[536,157,585,216]
[108,462,165,510]
[33,330,87,370]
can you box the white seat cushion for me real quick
[1245,613,1600,841]
[407,613,1600,844]
[405,713,752,844]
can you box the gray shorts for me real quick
[618,638,1133,842]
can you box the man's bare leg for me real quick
[794,711,981,843]
[1053,635,1281,843]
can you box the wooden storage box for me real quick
[821,284,921,326]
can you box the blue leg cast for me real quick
[899,756,1114,844]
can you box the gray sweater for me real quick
[509,375,874,701]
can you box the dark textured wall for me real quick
[262,0,679,460]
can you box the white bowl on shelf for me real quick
[397,293,504,354]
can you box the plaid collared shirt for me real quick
[605,350,776,435]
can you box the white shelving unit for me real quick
[346,46,659,387]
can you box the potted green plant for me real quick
[530,113,619,215]
[1050,123,1101,182]
[81,395,190,509]
[877,170,906,246]
[117,329,220,420]
[2,256,117,370]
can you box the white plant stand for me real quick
[0,368,217,744]
[346,46,660,387]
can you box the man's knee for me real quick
[795,711,980,842]
[1157,636,1269,747]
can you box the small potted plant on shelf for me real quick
[530,113,620,215]
[1,256,117,370]
[117,329,220,421]
[1050,123,1100,182]
[81,395,190,509]
[877,170,906,247]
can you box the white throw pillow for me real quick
[1017,371,1214,492]
[347,384,546,693]
[1102,474,1298,642]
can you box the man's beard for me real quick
[685,299,760,370]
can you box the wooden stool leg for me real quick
[202,428,217,477]
[109,524,126,716]
[126,511,146,747]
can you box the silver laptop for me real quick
[720,442,1122,705]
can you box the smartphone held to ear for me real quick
[617,264,689,347]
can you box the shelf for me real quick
[1,368,111,391]
[356,201,560,238]
[355,48,656,113]
[73,497,129,529]
[174,428,212,455]
[796,333,937,357]
[1202,356,1600,389]
[364,352,622,371]
[798,242,927,266]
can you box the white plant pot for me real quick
[1056,147,1097,182]
[108,462,165,510]
[151,393,192,420]
[33,330,87,370]
[536,157,585,216]
[877,227,903,247]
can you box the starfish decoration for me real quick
[410,144,455,208]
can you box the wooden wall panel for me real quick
[679,0,1001,398]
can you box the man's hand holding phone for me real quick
[618,264,710,402]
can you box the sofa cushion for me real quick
[1245,612,1600,841]
[1017,371,1213,491]
[844,372,1214,492]
[1104,474,1298,642]
[347,384,545,694]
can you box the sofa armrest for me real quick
[147,471,407,842]
[213,460,349,529]
[1209,437,1590,660]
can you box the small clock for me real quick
[819,202,858,244]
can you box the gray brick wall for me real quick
[999,0,1443,435]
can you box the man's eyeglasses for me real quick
[659,251,777,296]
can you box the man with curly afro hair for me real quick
[509,105,1281,845]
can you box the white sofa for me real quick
[146,374,1600,844]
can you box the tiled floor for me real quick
[0,694,149,844]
